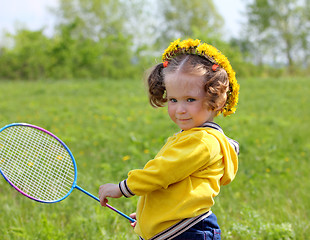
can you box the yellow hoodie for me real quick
[119,123,238,240]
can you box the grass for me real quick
[0,77,309,239]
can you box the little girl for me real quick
[99,38,240,240]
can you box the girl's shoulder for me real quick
[172,128,221,146]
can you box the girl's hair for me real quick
[147,54,229,111]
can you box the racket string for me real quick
[1,127,52,198]
[0,126,76,201]
[3,126,75,199]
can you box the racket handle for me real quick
[106,203,136,223]
[75,185,136,223]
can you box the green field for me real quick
[0,77,309,239]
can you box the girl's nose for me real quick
[176,103,186,114]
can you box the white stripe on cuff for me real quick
[119,179,135,198]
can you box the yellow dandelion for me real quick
[266,168,271,173]
[28,162,34,167]
[79,151,85,156]
[144,149,150,154]
[57,155,63,160]
[179,38,200,50]
[162,39,180,61]
[122,155,130,161]
[101,115,108,120]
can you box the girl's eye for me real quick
[187,98,196,102]
[169,98,177,103]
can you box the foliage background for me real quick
[0,0,309,80]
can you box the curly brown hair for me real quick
[147,55,229,111]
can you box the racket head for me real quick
[0,123,77,203]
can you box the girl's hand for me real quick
[98,183,122,207]
[129,213,137,228]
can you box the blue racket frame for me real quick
[0,123,135,223]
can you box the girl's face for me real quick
[165,72,215,131]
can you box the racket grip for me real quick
[75,185,135,223]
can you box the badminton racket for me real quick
[0,123,135,223]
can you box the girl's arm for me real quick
[124,131,221,196]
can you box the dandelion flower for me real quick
[122,155,130,161]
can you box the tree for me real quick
[244,0,310,70]
[49,0,138,79]
[54,0,129,38]
[0,30,51,80]
[157,0,224,48]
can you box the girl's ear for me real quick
[215,105,225,112]
[213,101,226,116]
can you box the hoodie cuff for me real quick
[119,179,135,198]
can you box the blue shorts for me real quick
[172,213,221,240]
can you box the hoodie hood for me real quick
[201,122,239,186]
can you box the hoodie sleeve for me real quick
[121,130,222,197]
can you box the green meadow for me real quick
[0,77,309,239]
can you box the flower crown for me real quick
[162,38,239,116]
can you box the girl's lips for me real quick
[178,118,191,121]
